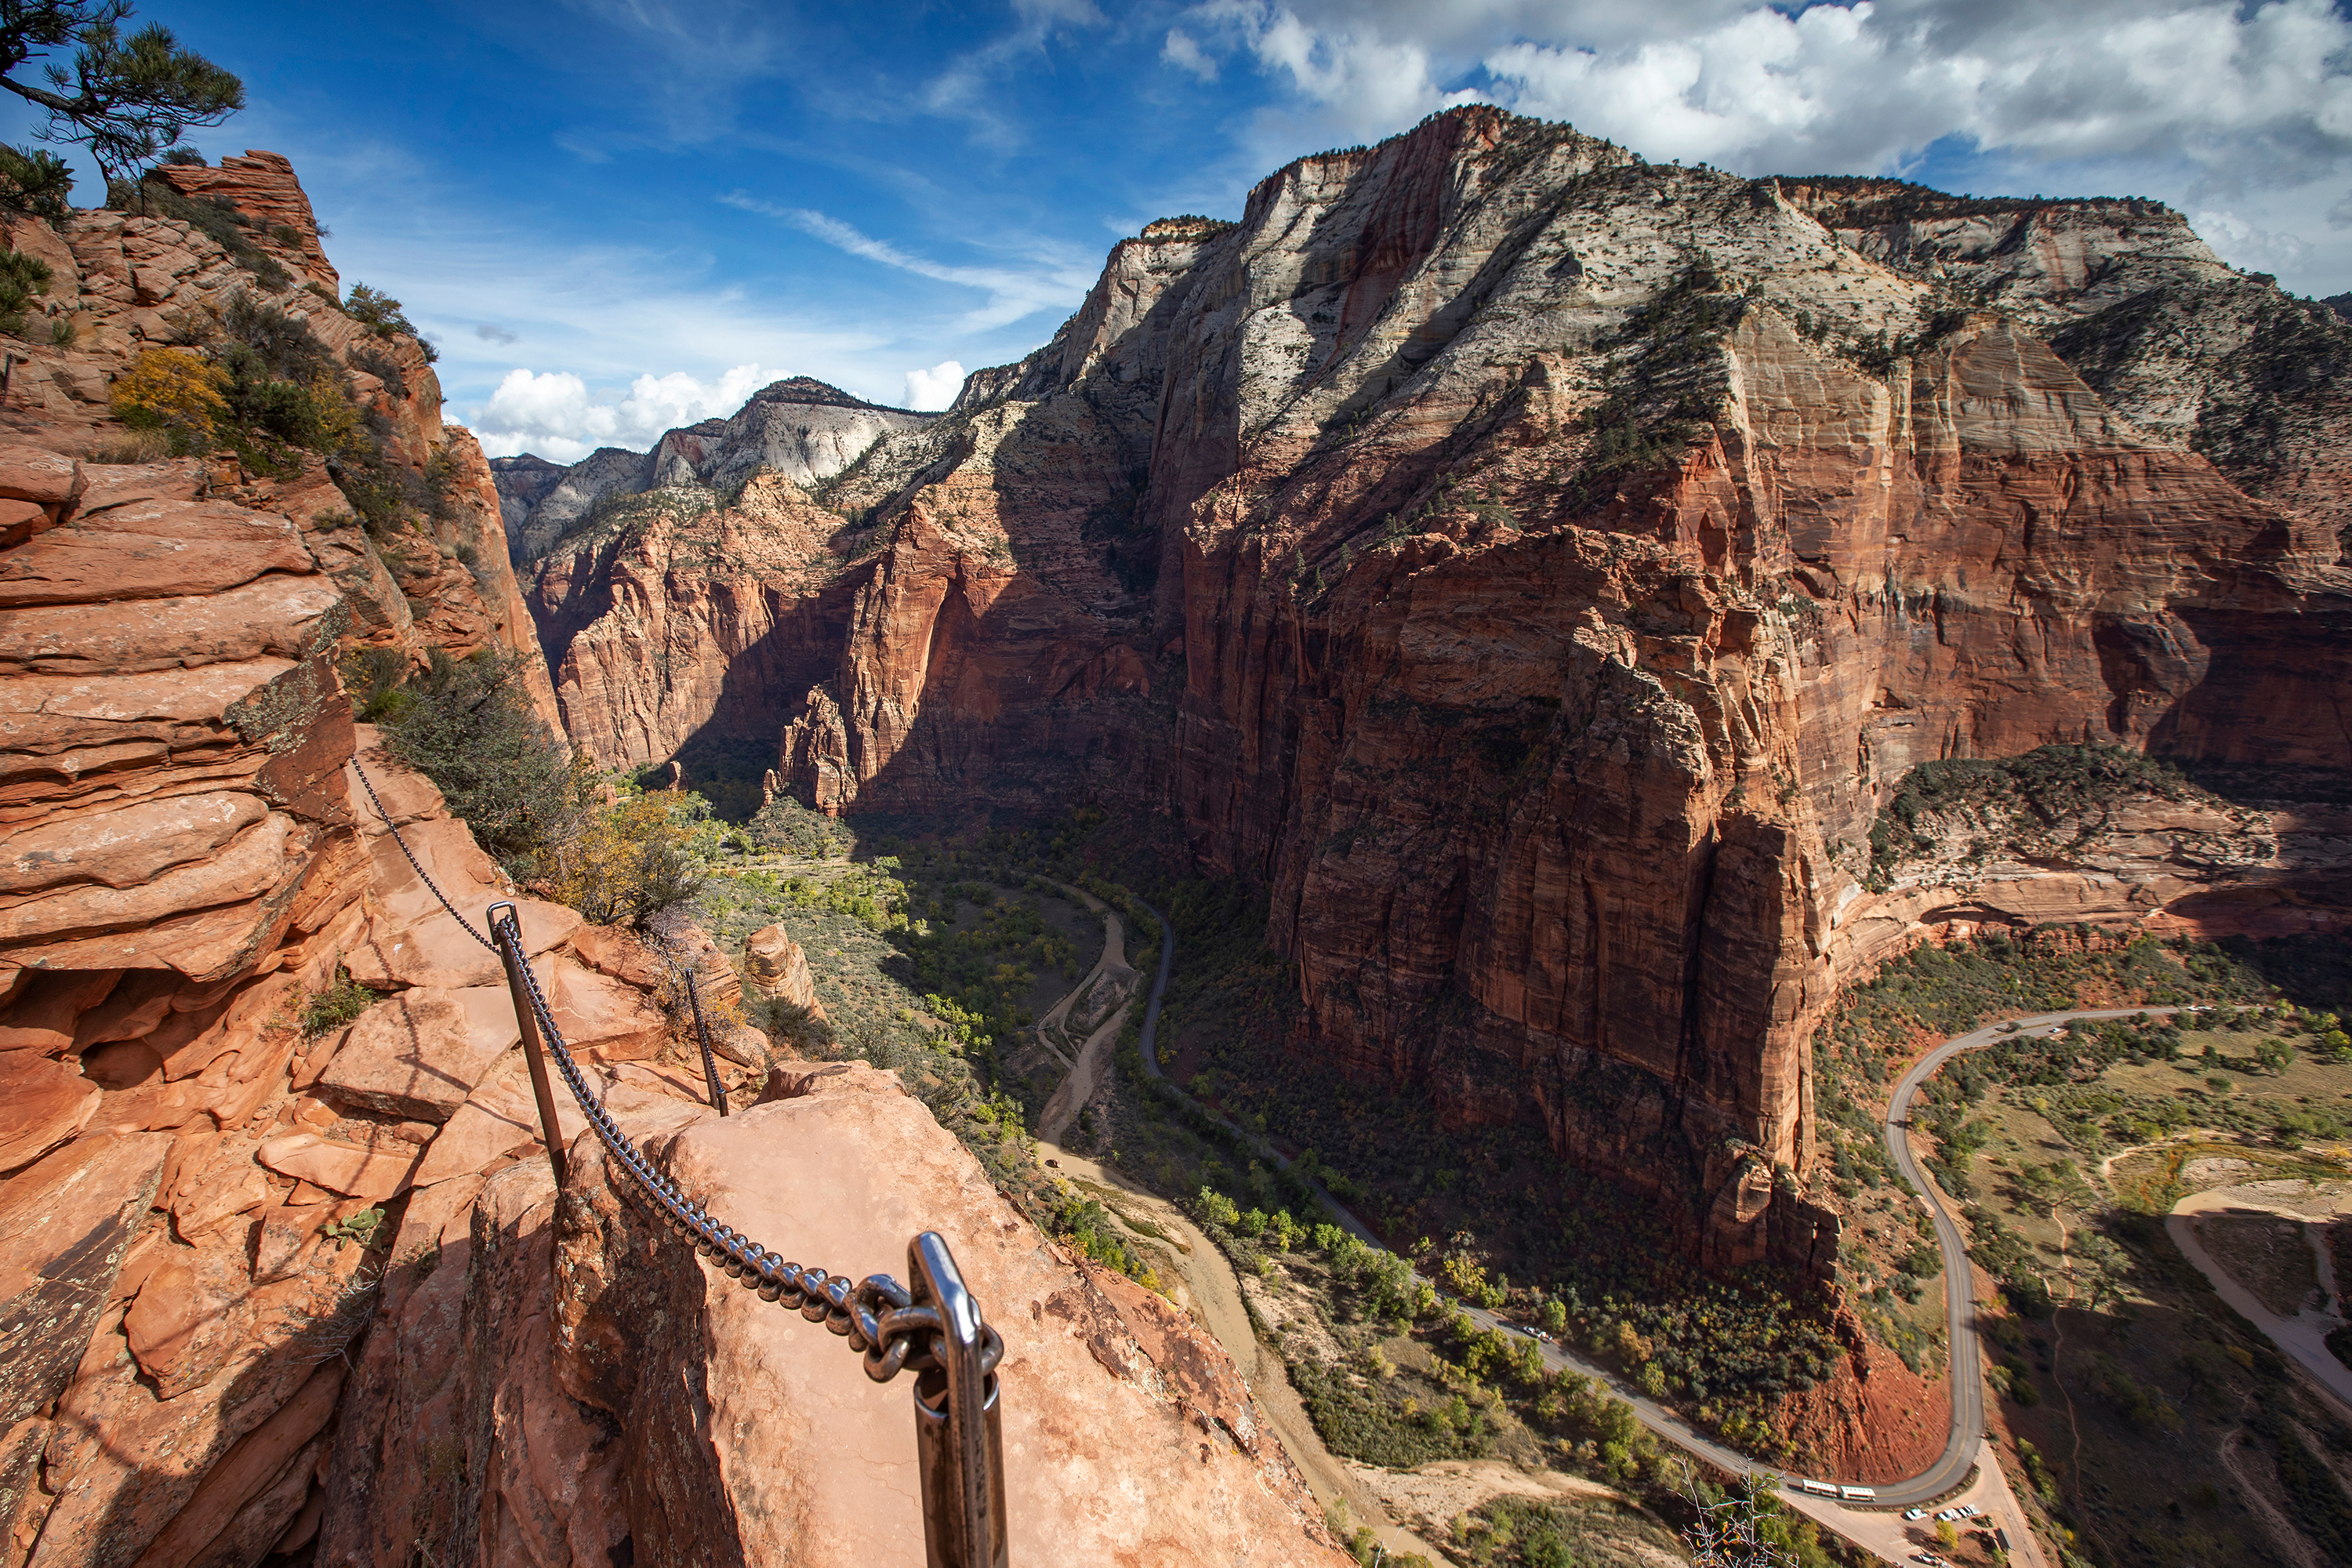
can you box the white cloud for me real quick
[1474,0,2352,192]
[1163,28,1218,81]
[1165,0,2352,292]
[903,360,967,409]
[470,363,770,462]
[723,194,1097,332]
[1196,1,1482,144]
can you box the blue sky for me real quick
[8,1,2351,462]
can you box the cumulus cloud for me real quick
[1163,28,1218,81]
[904,360,967,409]
[1477,0,2352,194]
[1169,1,2352,289]
[470,363,769,464]
[475,323,518,344]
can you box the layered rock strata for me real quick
[524,471,867,770]
[550,108,2350,1269]
[0,160,614,1564]
[1780,178,2352,544]
[154,150,341,296]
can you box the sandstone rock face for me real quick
[0,151,622,1566]
[585,107,2348,1268]
[325,1061,1345,1565]
[526,470,865,770]
[1780,179,2352,546]
[742,921,824,1017]
[492,377,935,564]
[154,149,340,295]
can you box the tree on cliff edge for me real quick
[0,2,240,183]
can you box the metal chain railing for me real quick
[350,757,1009,1566]
[681,967,729,1116]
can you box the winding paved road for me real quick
[1126,899,2176,1528]
[1877,1007,2185,1503]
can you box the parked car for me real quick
[1904,1507,1930,1521]
[1934,1506,1966,1523]
[1957,1504,1983,1519]
[1911,1555,1947,1566]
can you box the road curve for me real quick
[1881,1007,2190,1504]
[1129,898,2180,1507]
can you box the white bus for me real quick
[1799,1479,1838,1497]
[1840,1486,1877,1503]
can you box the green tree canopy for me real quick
[0,2,241,183]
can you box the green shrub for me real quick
[745,793,854,858]
[0,144,72,221]
[343,281,416,336]
[303,969,383,1036]
[374,648,585,870]
[0,246,52,336]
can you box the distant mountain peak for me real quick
[749,376,920,414]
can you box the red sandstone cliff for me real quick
[537,108,2347,1271]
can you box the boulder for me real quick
[314,985,518,1121]
[548,954,669,1062]
[252,1132,423,1203]
[742,921,824,1018]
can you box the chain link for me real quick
[682,968,729,1116]
[353,751,1000,1386]
[492,907,986,1382]
[350,756,498,952]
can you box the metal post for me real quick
[684,967,728,1116]
[487,902,569,1189]
[908,1232,1008,1568]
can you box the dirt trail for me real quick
[2168,1185,2352,1417]
[1033,1144,1441,1561]
[1035,884,1132,1145]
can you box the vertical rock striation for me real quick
[571,107,2345,1268]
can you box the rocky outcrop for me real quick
[154,149,340,296]
[0,157,608,1563]
[524,471,865,771]
[1840,781,2352,961]
[604,107,2348,1271]
[742,922,824,1017]
[492,379,935,564]
[325,1061,1346,1565]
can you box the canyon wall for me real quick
[525,108,2352,1269]
[2,157,1331,1566]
